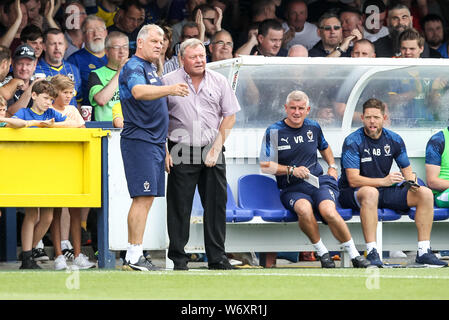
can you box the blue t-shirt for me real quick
[339,127,410,189]
[35,58,82,106]
[425,129,447,166]
[67,48,108,105]
[260,118,328,189]
[12,108,66,127]
[119,55,168,144]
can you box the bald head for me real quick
[288,44,308,57]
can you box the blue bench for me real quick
[237,174,352,223]
[192,185,254,223]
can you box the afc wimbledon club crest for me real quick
[384,144,391,156]
[143,180,151,192]
[307,130,314,142]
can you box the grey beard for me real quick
[88,41,105,53]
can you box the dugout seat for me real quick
[238,174,352,222]
[191,185,254,222]
[407,178,449,221]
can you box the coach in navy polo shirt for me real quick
[119,24,189,271]
[339,98,447,267]
[260,90,369,268]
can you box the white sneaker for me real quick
[390,250,408,258]
[73,253,96,269]
[55,255,68,270]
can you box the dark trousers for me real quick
[167,141,228,266]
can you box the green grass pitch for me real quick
[1,267,449,300]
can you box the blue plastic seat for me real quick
[191,185,254,222]
[226,184,254,222]
[238,174,352,222]
[238,174,296,222]
[407,178,449,221]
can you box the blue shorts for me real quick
[120,137,165,198]
[280,175,339,213]
[338,186,410,212]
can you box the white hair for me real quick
[286,90,309,106]
[137,24,164,41]
[179,38,205,57]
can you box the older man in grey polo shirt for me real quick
[163,38,240,271]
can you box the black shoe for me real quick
[20,251,42,270]
[174,263,189,271]
[352,255,371,268]
[32,248,49,262]
[123,255,161,271]
[208,259,233,270]
[318,252,336,268]
[62,248,75,261]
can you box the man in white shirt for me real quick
[282,0,320,50]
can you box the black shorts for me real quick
[338,186,410,212]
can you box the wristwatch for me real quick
[329,163,338,170]
[335,46,345,54]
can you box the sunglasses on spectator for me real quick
[320,25,341,31]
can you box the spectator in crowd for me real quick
[163,38,240,271]
[421,14,448,58]
[88,31,129,121]
[333,39,377,120]
[281,0,320,51]
[307,0,354,23]
[235,19,287,56]
[0,0,28,53]
[362,0,389,42]
[107,0,145,56]
[192,4,223,60]
[67,15,108,106]
[259,90,370,268]
[173,21,201,56]
[425,126,449,208]
[28,0,60,33]
[48,75,97,270]
[0,45,22,101]
[339,97,447,267]
[24,0,42,26]
[387,29,442,123]
[340,7,364,44]
[88,0,122,28]
[0,95,52,128]
[12,80,73,269]
[5,44,39,117]
[308,12,359,57]
[250,0,278,23]
[171,0,206,47]
[119,24,189,271]
[391,0,428,31]
[209,29,234,62]
[159,25,182,75]
[62,1,88,59]
[35,28,82,107]
[20,25,44,60]
[287,43,308,57]
[373,3,440,58]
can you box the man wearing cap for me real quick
[4,44,39,117]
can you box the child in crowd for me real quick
[50,75,85,128]
[12,80,78,269]
[48,75,95,270]
[0,95,53,128]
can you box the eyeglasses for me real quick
[107,45,129,50]
[319,25,341,31]
[213,40,233,48]
[85,27,106,34]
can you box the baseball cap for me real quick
[13,44,36,61]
